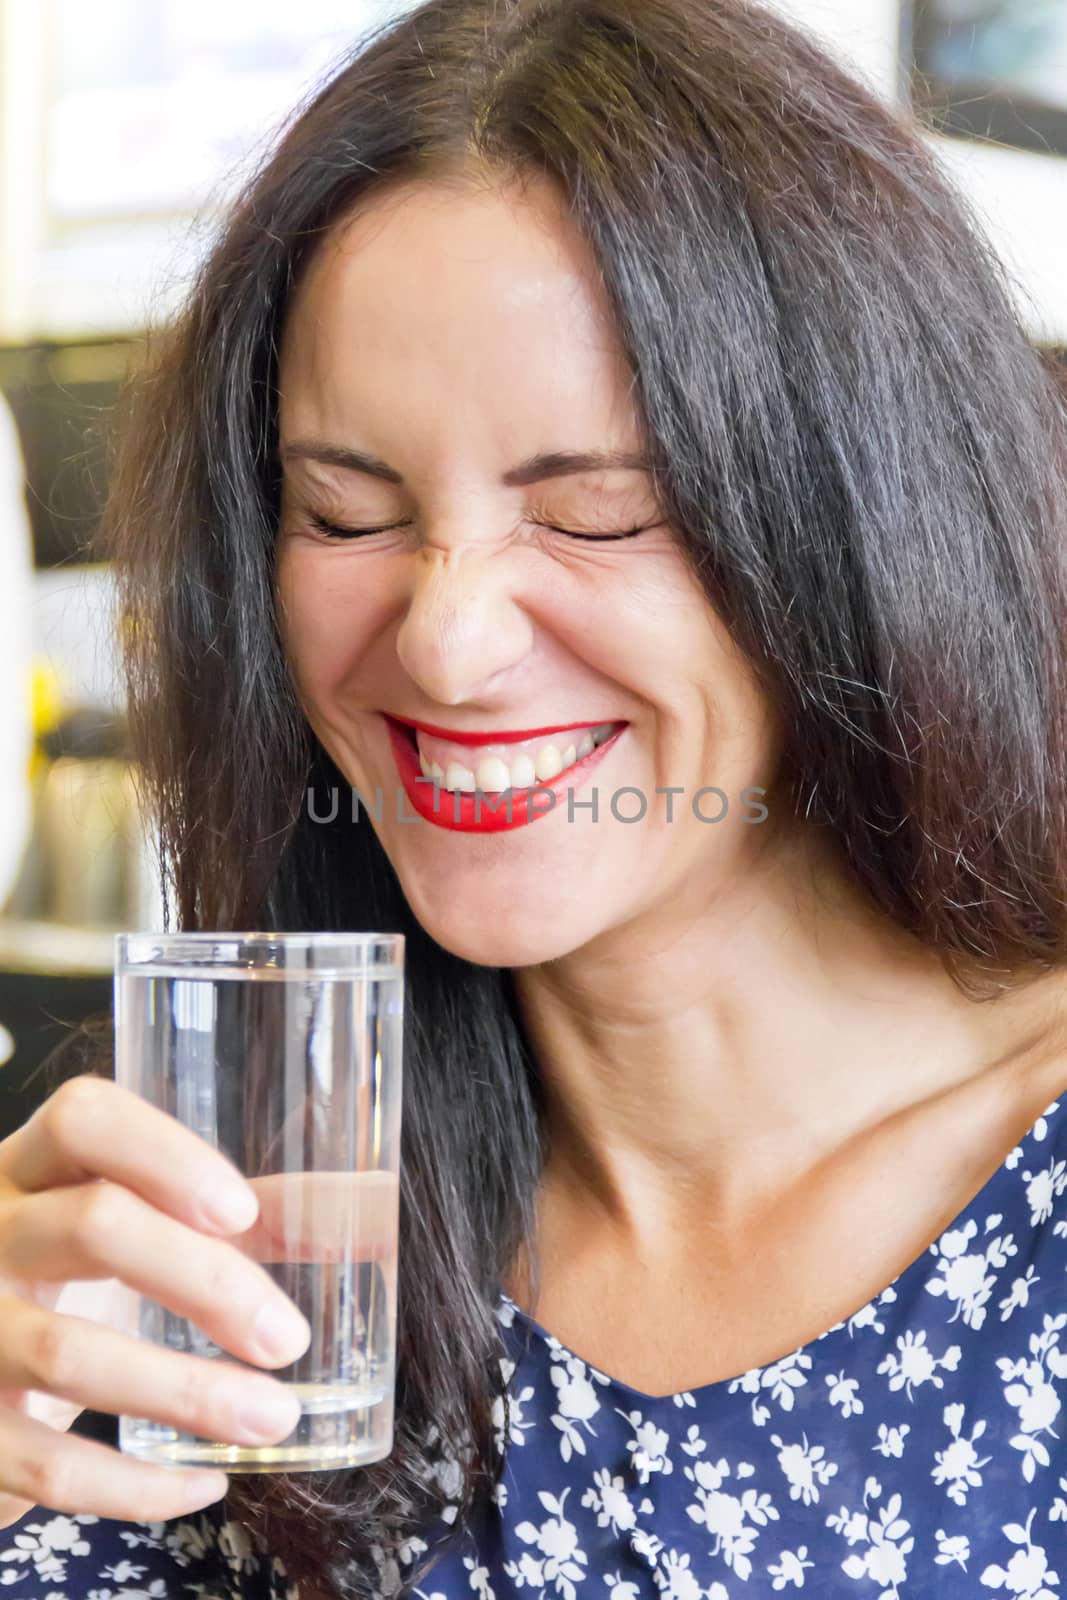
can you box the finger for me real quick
[0,1186,312,1370]
[0,1076,259,1236]
[238,1172,400,1350]
[0,1297,303,1451]
[237,1170,400,1263]
[0,1407,228,1524]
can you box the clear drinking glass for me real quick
[113,930,404,1473]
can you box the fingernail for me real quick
[198,1181,258,1233]
[177,1471,229,1507]
[235,1383,302,1443]
[253,1299,312,1362]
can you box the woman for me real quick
[1,0,1065,1594]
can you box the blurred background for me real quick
[0,0,1065,1135]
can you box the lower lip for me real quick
[383,716,625,833]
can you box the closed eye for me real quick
[307,512,408,540]
[307,512,656,542]
[536,522,654,542]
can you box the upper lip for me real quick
[385,713,621,747]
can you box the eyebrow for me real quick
[280,441,654,487]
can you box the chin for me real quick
[401,888,602,970]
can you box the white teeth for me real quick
[419,723,621,792]
[418,751,447,781]
[534,744,564,782]
[509,753,537,788]
[445,760,475,791]
[474,756,512,793]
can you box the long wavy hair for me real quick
[98,0,1067,1594]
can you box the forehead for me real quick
[276,172,642,457]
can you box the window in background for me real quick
[0,0,418,340]
[908,0,1067,156]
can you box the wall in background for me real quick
[0,0,413,341]
[769,0,1067,345]
[0,394,33,907]
[1,0,1064,343]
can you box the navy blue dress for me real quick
[3,1091,1065,1598]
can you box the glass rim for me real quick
[115,930,404,970]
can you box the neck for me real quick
[512,823,1065,1240]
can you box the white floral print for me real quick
[505,1488,588,1599]
[2,1095,1064,1599]
[828,1478,914,1596]
[931,1401,991,1504]
[541,1345,612,1463]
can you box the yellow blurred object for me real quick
[30,658,66,734]
[27,659,68,781]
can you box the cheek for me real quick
[586,564,720,686]
[275,547,392,692]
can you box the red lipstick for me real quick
[386,713,612,747]
[382,714,624,833]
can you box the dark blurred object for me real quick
[40,705,131,763]
[905,0,1067,157]
[0,971,111,1138]
[6,706,144,929]
[0,340,139,568]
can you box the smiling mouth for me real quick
[385,716,624,794]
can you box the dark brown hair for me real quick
[99,0,1067,1593]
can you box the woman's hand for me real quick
[0,1074,313,1526]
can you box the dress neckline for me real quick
[499,1088,1066,1407]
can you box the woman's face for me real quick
[275,171,784,966]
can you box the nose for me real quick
[394,542,535,706]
